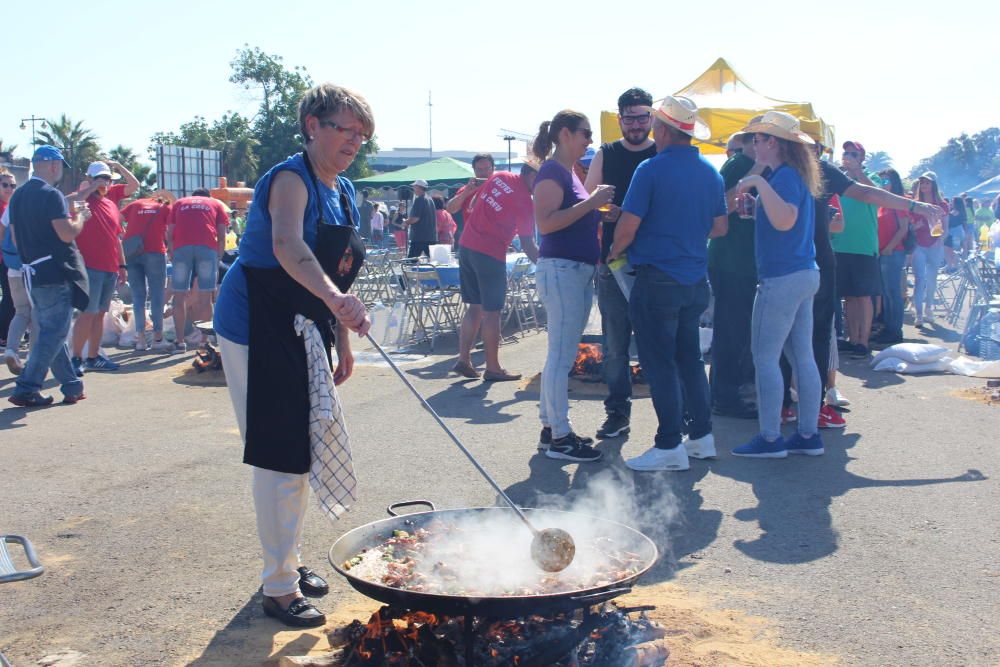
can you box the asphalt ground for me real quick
[0,319,996,666]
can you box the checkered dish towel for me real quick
[294,314,358,521]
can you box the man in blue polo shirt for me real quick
[610,96,728,472]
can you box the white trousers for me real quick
[219,335,309,598]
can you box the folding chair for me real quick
[401,265,461,350]
[1,534,45,667]
[503,258,540,336]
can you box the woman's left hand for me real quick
[334,330,354,386]
[736,175,763,194]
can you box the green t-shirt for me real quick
[975,206,997,226]
[832,170,880,256]
[708,152,756,278]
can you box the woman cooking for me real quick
[214,83,372,628]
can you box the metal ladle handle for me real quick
[364,334,539,537]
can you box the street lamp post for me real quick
[19,115,46,147]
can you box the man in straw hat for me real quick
[609,96,727,472]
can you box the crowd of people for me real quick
[3,80,1000,629]
[0,152,233,405]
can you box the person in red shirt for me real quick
[452,162,539,380]
[446,153,495,245]
[122,192,174,351]
[69,160,139,373]
[167,188,229,351]
[433,195,457,246]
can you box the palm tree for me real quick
[0,139,17,161]
[865,151,893,172]
[108,144,156,196]
[35,114,102,190]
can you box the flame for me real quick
[571,343,603,376]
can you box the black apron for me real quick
[242,154,366,474]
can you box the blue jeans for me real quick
[126,252,167,335]
[879,251,905,339]
[752,269,820,440]
[630,266,712,450]
[13,283,84,399]
[597,265,632,418]
[536,258,596,439]
[912,243,944,318]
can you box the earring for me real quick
[309,135,315,141]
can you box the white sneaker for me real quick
[135,335,149,351]
[4,349,24,375]
[825,387,851,407]
[914,316,924,328]
[174,342,188,354]
[185,331,204,346]
[151,338,174,352]
[684,433,716,459]
[925,313,935,325]
[789,387,799,403]
[625,446,689,472]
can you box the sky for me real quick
[4,0,997,180]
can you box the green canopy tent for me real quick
[355,157,474,189]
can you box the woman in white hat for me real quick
[731,111,825,459]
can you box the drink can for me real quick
[738,193,757,219]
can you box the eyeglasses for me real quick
[575,128,593,140]
[318,119,371,145]
[0,182,14,190]
[843,151,861,159]
[621,113,651,126]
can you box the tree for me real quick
[0,139,17,161]
[108,145,156,196]
[910,127,1000,194]
[148,113,259,186]
[864,150,893,172]
[343,136,380,181]
[36,114,102,190]
[230,46,312,177]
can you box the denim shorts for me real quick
[84,268,117,313]
[172,245,219,292]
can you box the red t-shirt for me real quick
[168,196,229,251]
[455,182,484,219]
[435,209,457,244]
[877,208,906,253]
[122,199,171,254]
[913,200,948,248]
[458,172,534,261]
[76,183,126,272]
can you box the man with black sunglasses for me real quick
[583,87,657,441]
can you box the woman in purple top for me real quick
[532,110,614,463]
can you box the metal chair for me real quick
[503,258,540,336]
[401,265,461,350]
[1,535,45,667]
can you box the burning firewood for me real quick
[622,639,670,666]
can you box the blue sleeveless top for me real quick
[214,153,360,344]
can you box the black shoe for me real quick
[297,567,329,597]
[71,356,85,377]
[539,427,593,451]
[546,433,603,462]
[713,401,758,419]
[262,595,326,628]
[849,344,871,359]
[8,392,55,408]
[596,413,630,439]
[836,338,854,352]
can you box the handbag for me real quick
[123,210,155,261]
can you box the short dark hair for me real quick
[617,87,653,113]
[472,153,495,168]
[362,188,370,197]
[431,194,445,210]
[192,188,210,197]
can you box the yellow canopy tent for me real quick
[600,58,835,154]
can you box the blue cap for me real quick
[32,145,69,165]
[579,147,597,167]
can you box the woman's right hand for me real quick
[589,184,615,210]
[328,292,371,336]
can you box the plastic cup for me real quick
[737,193,757,219]
[931,222,944,237]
